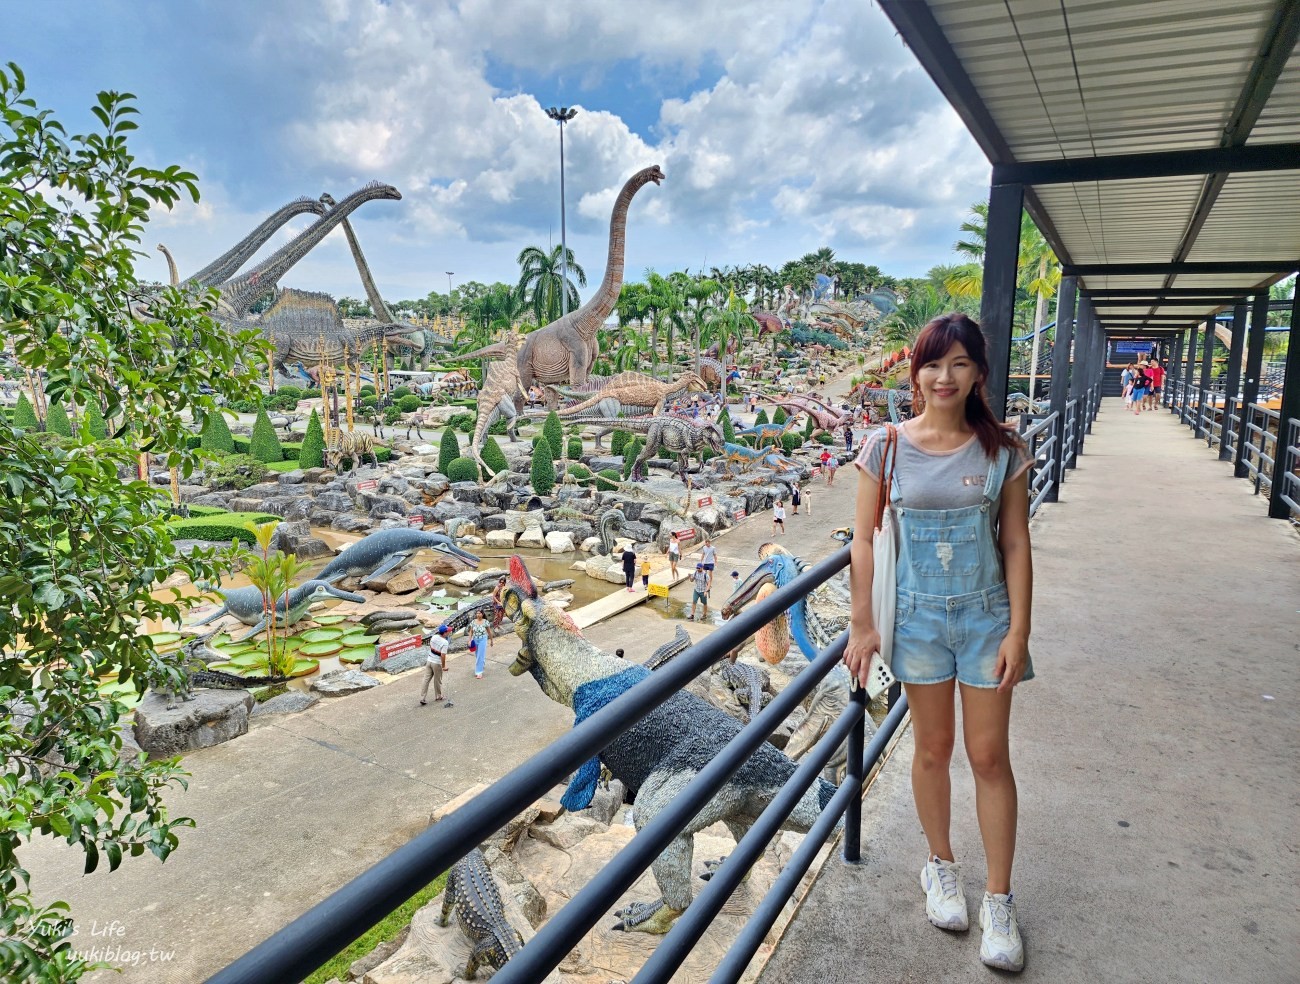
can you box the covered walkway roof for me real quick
[880,0,1300,334]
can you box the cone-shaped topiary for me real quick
[299,410,325,468]
[622,438,643,480]
[773,406,787,425]
[567,436,583,461]
[249,407,284,462]
[439,428,461,475]
[610,429,631,456]
[543,411,564,459]
[447,456,479,483]
[45,402,72,437]
[200,411,236,453]
[12,393,38,431]
[804,413,815,439]
[754,408,769,425]
[718,406,736,443]
[83,401,108,440]
[481,436,508,476]
[531,435,556,494]
[782,432,802,455]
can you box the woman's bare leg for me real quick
[959,683,1017,895]
[904,680,957,861]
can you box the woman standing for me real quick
[470,609,491,679]
[1120,362,1135,408]
[844,313,1033,973]
[1130,363,1148,415]
[621,546,637,593]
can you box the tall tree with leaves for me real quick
[516,244,586,326]
[0,65,263,980]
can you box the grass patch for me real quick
[264,459,301,472]
[303,871,447,984]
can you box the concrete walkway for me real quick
[759,401,1300,983]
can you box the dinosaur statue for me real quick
[157,243,180,286]
[462,331,528,476]
[774,394,850,440]
[184,196,328,290]
[437,847,525,979]
[718,441,800,476]
[499,555,837,935]
[323,429,384,473]
[751,310,787,338]
[849,384,912,423]
[697,357,726,390]
[157,641,293,710]
[188,580,366,641]
[516,165,665,406]
[595,506,626,556]
[734,418,799,449]
[318,528,480,586]
[552,371,708,449]
[564,414,724,481]
[258,300,423,382]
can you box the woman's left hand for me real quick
[995,632,1030,694]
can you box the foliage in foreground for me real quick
[0,66,264,982]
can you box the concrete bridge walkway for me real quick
[759,400,1300,983]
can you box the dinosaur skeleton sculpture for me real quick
[516,166,664,407]
[551,371,708,449]
[499,555,837,935]
[564,414,724,481]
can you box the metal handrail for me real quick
[1019,411,1059,517]
[1242,403,1279,494]
[1282,417,1300,522]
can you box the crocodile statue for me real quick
[188,579,366,640]
[500,555,837,934]
[516,165,664,407]
[719,441,799,476]
[437,847,525,979]
[565,413,724,481]
[319,529,480,586]
[642,625,692,670]
[552,370,708,449]
[158,643,293,710]
[438,596,506,636]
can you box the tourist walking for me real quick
[420,624,453,708]
[667,536,680,578]
[640,555,652,590]
[700,537,718,592]
[827,452,839,486]
[621,546,637,593]
[791,483,802,516]
[1130,363,1149,415]
[844,422,854,453]
[470,609,491,679]
[819,447,833,483]
[688,563,711,621]
[772,499,786,535]
[844,313,1033,973]
[1143,359,1165,411]
[1120,363,1136,408]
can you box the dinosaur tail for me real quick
[555,393,604,416]
[787,776,843,833]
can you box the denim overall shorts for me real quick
[889,446,1034,688]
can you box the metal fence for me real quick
[1017,411,1059,516]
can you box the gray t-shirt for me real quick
[854,421,1031,510]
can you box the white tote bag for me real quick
[865,425,899,700]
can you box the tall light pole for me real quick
[546,105,578,317]
[445,271,454,305]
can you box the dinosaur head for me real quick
[702,421,726,454]
[636,164,666,188]
[722,547,801,617]
[300,579,366,605]
[420,532,481,569]
[501,555,581,682]
[830,527,854,544]
[680,371,708,393]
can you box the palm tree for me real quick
[683,275,721,373]
[516,244,586,326]
[703,290,757,397]
[637,271,687,379]
[881,283,945,348]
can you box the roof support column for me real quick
[1235,293,1270,477]
[978,181,1024,421]
[1046,276,1076,502]
[1069,297,1093,459]
[1182,325,1199,425]
[1169,331,1186,414]
[1267,286,1300,520]
[1196,320,1215,439]
[1085,311,1102,434]
[1219,301,1248,459]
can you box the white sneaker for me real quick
[978,892,1024,972]
[919,856,968,931]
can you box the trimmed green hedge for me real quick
[167,511,280,545]
[249,408,284,462]
[622,438,643,479]
[397,394,421,413]
[13,393,38,430]
[754,408,769,426]
[610,429,631,456]
[300,410,325,468]
[772,407,787,425]
[718,406,736,443]
[531,436,556,495]
[815,432,834,444]
[781,432,801,455]
[481,436,508,476]
[201,412,236,453]
[594,468,621,491]
[45,402,72,437]
[566,436,583,460]
[439,428,460,474]
[446,456,478,482]
[543,412,563,458]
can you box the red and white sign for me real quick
[356,479,379,492]
[408,514,425,526]
[733,508,747,520]
[378,633,424,661]
[696,496,713,507]
[673,528,696,543]
[416,571,435,590]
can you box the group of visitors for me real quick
[1120,357,1165,414]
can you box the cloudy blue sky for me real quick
[6,0,992,303]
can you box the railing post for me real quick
[1170,330,1186,413]
[1236,293,1270,478]
[1046,276,1075,501]
[1070,298,1094,453]
[979,181,1024,420]
[1220,302,1247,458]
[1195,319,1215,438]
[1267,287,1300,520]
[843,684,868,864]
[1182,324,1199,425]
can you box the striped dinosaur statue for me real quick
[463,331,528,478]
[564,414,724,481]
[551,370,708,449]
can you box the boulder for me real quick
[518,526,545,548]
[378,475,411,496]
[448,481,482,503]
[601,560,628,585]
[369,565,428,595]
[294,537,333,560]
[448,570,483,587]
[331,514,373,533]
[580,779,627,827]
[568,559,588,573]
[543,520,594,541]
[314,491,355,513]
[190,492,233,509]
[579,536,601,553]
[362,646,429,674]
[363,492,412,517]
[485,529,518,548]
[430,500,481,523]
[310,669,381,697]
[133,689,254,755]
[251,691,320,716]
[621,519,658,543]
[482,847,548,928]
[528,813,607,851]
[693,505,726,533]
[480,514,508,532]
[544,531,575,553]
[276,469,305,485]
[299,467,333,483]
[504,509,548,533]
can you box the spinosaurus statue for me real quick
[551,370,708,449]
[499,556,837,935]
[516,165,664,407]
[188,579,366,641]
[318,528,480,586]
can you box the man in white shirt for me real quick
[420,624,453,708]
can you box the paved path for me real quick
[759,400,1300,983]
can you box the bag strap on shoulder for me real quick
[873,424,898,532]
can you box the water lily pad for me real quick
[288,658,319,678]
[312,614,349,626]
[338,647,373,664]
[149,632,183,649]
[227,651,265,669]
[423,596,459,608]
[97,681,143,710]
[300,640,343,657]
[300,628,344,644]
[341,632,373,648]
[205,661,242,674]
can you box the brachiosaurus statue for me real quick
[184,196,327,288]
[516,164,664,408]
[157,243,180,286]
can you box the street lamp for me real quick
[445,271,454,305]
[546,105,578,317]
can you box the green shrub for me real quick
[567,463,591,481]
[203,453,268,490]
[200,412,236,453]
[266,392,298,411]
[45,402,72,437]
[543,411,564,458]
[397,394,421,413]
[446,412,474,432]
[773,407,787,425]
[622,438,643,479]
[530,437,556,495]
[594,468,621,491]
[360,394,379,409]
[611,429,631,456]
[249,407,285,462]
[228,398,260,413]
[488,416,508,435]
[446,456,479,483]
[804,413,815,439]
[781,432,802,455]
[383,405,403,424]
[276,385,303,401]
[83,401,108,439]
[185,505,228,517]
[375,445,392,462]
[299,410,325,468]
[754,408,769,426]
[815,432,834,445]
[439,428,461,474]
[567,436,583,460]
[481,436,508,475]
[392,385,412,399]
[12,393,38,430]
[280,441,302,461]
[718,406,736,443]
[359,384,376,398]
[167,510,280,545]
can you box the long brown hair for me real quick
[909,313,1021,459]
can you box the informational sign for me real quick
[733,508,747,521]
[673,528,697,543]
[408,514,425,526]
[696,496,713,507]
[1113,340,1156,356]
[647,582,670,599]
[356,479,379,492]
[416,571,435,590]
[378,633,424,661]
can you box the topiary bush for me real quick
[622,438,643,480]
[249,407,284,462]
[610,429,631,456]
[45,402,71,437]
[446,456,479,483]
[83,401,108,439]
[754,408,769,426]
[227,398,261,413]
[203,453,268,491]
[804,413,815,439]
[359,384,376,398]
[397,394,421,413]
[815,432,834,444]
[481,436,508,475]
[488,416,508,435]
[439,428,461,474]
[567,436,583,461]
[200,411,236,453]
[383,405,403,425]
[543,411,564,458]
[299,410,325,468]
[360,394,379,409]
[718,406,736,443]
[392,385,412,400]
[12,393,38,431]
[276,385,303,402]
[567,462,591,481]
[595,468,621,491]
[166,510,280,545]
[781,432,802,455]
[773,407,787,425]
[530,436,556,495]
[446,412,474,432]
